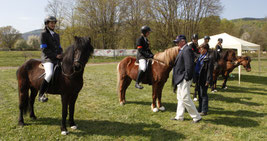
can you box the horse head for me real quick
[238,56,251,72]
[62,36,94,75]
[73,36,94,71]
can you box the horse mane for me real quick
[62,36,94,74]
[153,46,179,66]
[221,49,237,61]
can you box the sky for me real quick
[0,0,266,33]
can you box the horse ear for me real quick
[88,37,91,43]
[74,36,80,41]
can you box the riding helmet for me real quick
[191,34,198,40]
[218,38,223,42]
[44,16,57,25]
[141,26,151,34]
[204,36,210,40]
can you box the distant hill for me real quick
[22,29,42,40]
[231,17,265,21]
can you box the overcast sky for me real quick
[0,0,266,33]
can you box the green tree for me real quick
[27,35,40,50]
[0,26,21,50]
[14,39,29,51]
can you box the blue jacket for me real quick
[172,44,194,86]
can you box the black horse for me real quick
[16,36,94,135]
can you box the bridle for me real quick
[62,47,84,77]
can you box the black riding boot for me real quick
[39,80,49,102]
[135,70,144,89]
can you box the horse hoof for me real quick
[193,98,198,101]
[61,131,69,135]
[158,106,165,111]
[18,122,25,126]
[71,125,78,130]
[214,90,217,92]
[223,87,228,90]
[152,108,159,112]
[120,102,124,106]
[30,116,37,120]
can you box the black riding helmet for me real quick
[204,36,210,40]
[191,33,198,40]
[218,38,223,42]
[141,26,151,35]
[44,16,57,25]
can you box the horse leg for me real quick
[118,76,132,105]
[29,87,37,120]
[151,83,159,112]
[69,93,78,129]
[156,83,165,111]
[60,94,69,135]
[222,72,229,89]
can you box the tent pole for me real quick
[258,47,261,75]
[238,66,241,85]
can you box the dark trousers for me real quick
[198,84,209,113]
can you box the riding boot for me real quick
[38,80,49,102]
[135,70,144,89]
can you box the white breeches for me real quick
[175,79,201,121]
[139,59,147,72]
[43,62,54,83]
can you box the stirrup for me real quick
[39,95,48,102]
[135,83,144,89]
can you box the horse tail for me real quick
[116,61,121,96]
[17,64,30,115]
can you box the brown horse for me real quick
[117,46,180,112]
[16,36,94,135]
[211,50,251,92]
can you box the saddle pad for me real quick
[39,64,44,69]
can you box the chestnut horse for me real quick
[16,36,94,135]
[117,46,180,112]
[211,50,251,92]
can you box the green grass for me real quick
[0,51,126,67]
[0,54,266,140]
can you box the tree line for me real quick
[1,0,267,51]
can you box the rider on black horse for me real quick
[135,26,154,89]
[39,16,63,102]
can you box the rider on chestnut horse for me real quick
[135,26,154,89]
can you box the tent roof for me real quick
[197,33,260,51]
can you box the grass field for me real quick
[0,51,125,67]
[0,52,266,140]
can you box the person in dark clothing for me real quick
[214,38,223,70]
[39,16,63,102]
[194,43,214,116]
[203,36,210,50]
[189,33,200,57]
[189,34,200,102]
[135,26,154,89]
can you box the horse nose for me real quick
[74,62,82,71]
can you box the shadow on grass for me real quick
[222,85,267,96]
[209,93,263,106]
[209,108,266,118]
[34,118,185,139]
[127,101,177,112]
[206,117,259,128]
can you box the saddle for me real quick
[39,62,62,94]
[135,59,153,85]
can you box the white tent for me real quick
[197,33,261,84]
